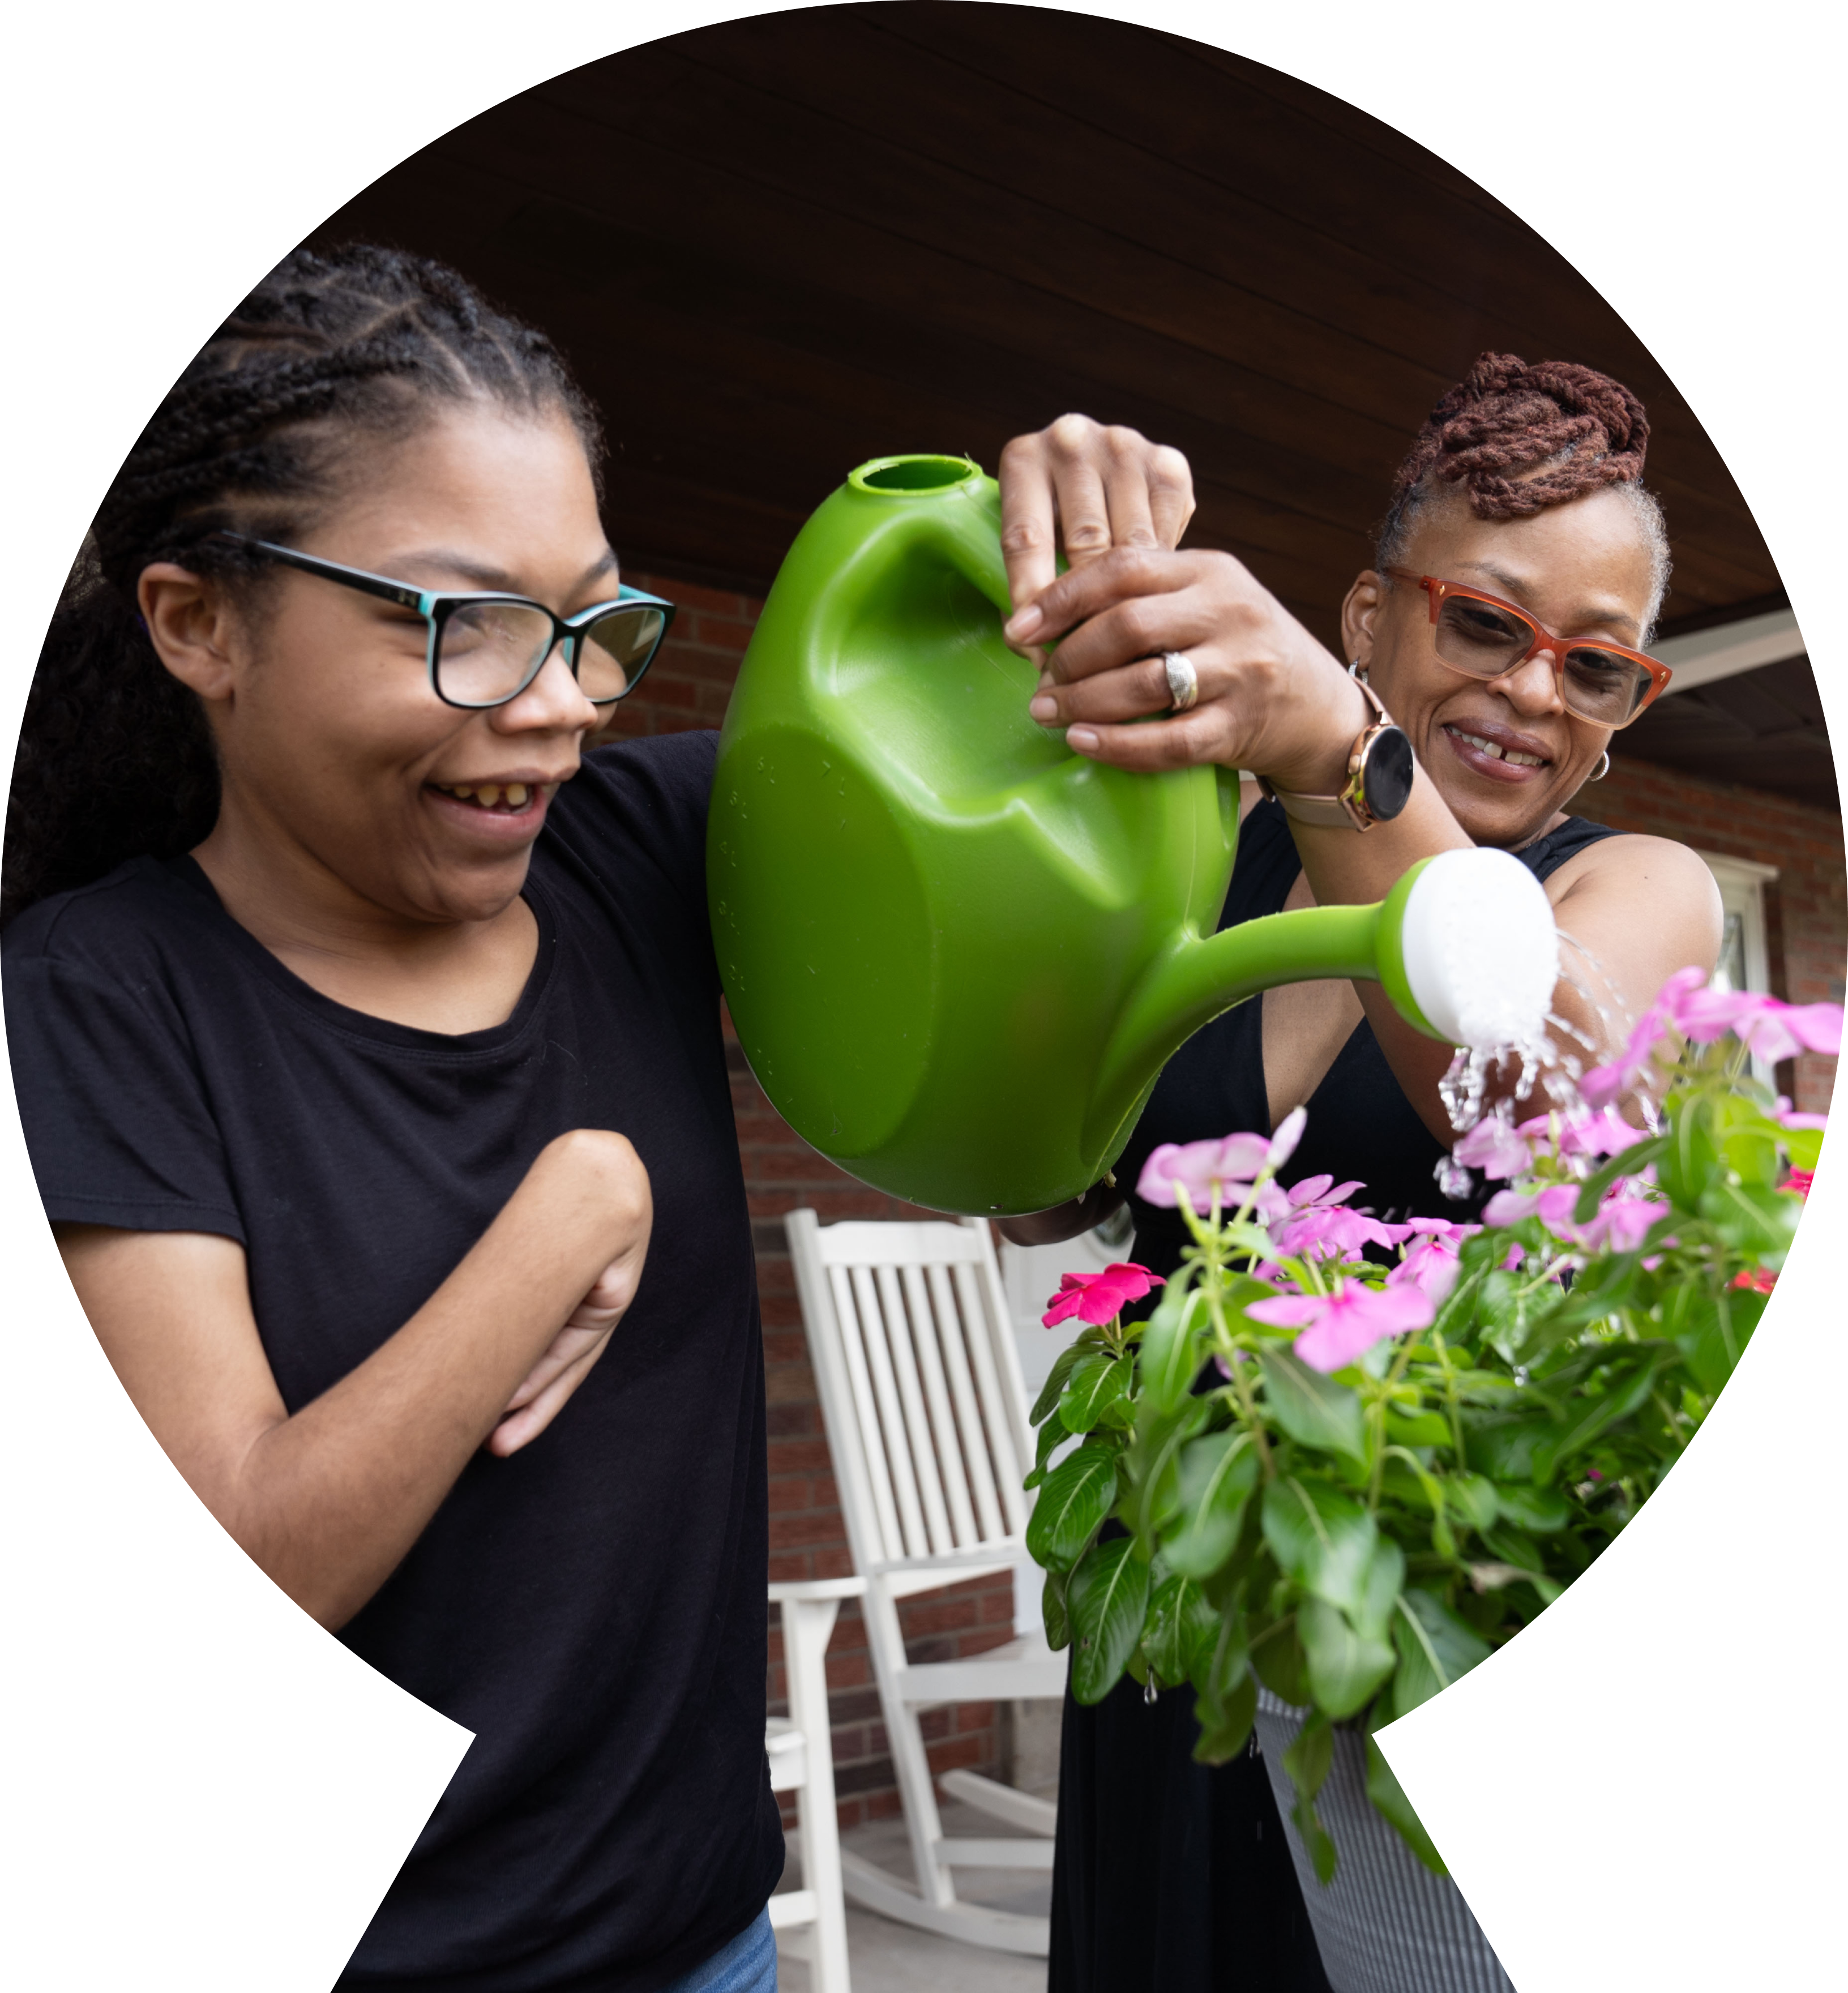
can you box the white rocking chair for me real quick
[784,1210,1064,1957]
[766,1576,862,1992]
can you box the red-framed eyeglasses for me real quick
[1385,567,1673,729]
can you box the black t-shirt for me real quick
[3,731,782,1992]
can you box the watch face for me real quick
[1363,726,1416,820]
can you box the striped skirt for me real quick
[1254,1693,1513,1993]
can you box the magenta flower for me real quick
[1452,1115,1533,1181]
[1585,969,1844,1104]
[1137,1132,1283,1215]
[1270,1175,1400,1259]
[1777,1098,1829,1132]
[1246,1279,1435,1374]
[1042,1261,1165,1328]
[1735,999,1843,1065]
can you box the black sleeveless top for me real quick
[1113,802,1625,1282]
[1049,803,1627,1993]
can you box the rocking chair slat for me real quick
[875,1263,955,1557]
[850,1263,930,1559]
[901,1263,979,1549]
[951,1259,1026,1536]
[827,1261,905,1563]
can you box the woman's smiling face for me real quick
[187,401,613,927]
[1344,484,1662,850]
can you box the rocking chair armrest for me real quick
[767,1576,869,1604]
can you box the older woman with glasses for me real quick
[1001,354,1724,1992]
[0,243,1197,1993]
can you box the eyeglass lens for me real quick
[435,602,665,707]
[1431,596,1652,725]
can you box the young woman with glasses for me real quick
[1000,356,1726,1992]
[0,243,1195,1993]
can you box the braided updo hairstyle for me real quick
[5,242,604,926]
[1377,351,1671,631]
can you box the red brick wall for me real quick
[612,571,1018,1830]
[1575,754,1845,1114]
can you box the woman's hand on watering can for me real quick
[997,417,1196,662]
[1006,545,1368,790]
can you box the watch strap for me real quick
[1256,677,1400,832]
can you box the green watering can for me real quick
[707,456,1558,1215]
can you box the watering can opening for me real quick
[849,454,983,496]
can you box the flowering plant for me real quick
[1023,973,1832,1880]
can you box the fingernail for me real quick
[1006,604,1043,639]
[1029,694,1058,723]
[1036,670,1054,691]
[1068,726,1100,754]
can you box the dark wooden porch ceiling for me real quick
[315,2,1783,658]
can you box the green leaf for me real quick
[1383,1406,1451,1450]
[1022,1408,1070,1491]
[1258,1347,1368,1463]
[1261,1475,1379,1622]
[1299,1596,1396,1719]
[1136,1269,1205,1415]
[1041,1566,1070,1651]
[1160,1431,1261,1579]
[1680,1285,1767,1394]
[1365,1714,1447,1876]
[1492,1483,1571,1534]
[1192,1666,1257,1765]
[1441,1471,1500,1532]
[1250,1616,1312,1706]
[1124,1398,1210,1542]
[1353,1533,1406,1643]
[1700,1180,1799,1259]
[1281,1712,1340,1885]
[1029,1338,1090,1425]
[1143,1570,1218,1688]
[1468,1415,1556,1483]
[1060,1352,1134,1434]
[1530,1355,1665,1483]
[1068,1537,1152,1705]
[1390,1588,1492,1720]
[1025,1447,1118,1573]
[1785,1126,1824,1171]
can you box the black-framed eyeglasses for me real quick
[208,533,675,709]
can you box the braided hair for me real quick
[1377,352,1671,634]
[5,243,604,926]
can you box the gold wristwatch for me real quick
[1255,677,1415,832]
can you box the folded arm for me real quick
[60,1127,652,1630]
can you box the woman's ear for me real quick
[1340,569,1385,672]
[137,564,242,703]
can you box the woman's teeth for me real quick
[1450,728,1546,769]
[435,782,532,810]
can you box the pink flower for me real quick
[1453,1115,1533,1181]
[1137,1133,1282,1214]
[1482,1183,1581,1230]
[1572,1183,1667,1254]
[1246,1279,1435,1374]
[1580,966,1704,1105]
[1517,1107,1651,1158]
[1267,1105,1309,1172]
[1786,1168,1815,1200]
[1042,1262,1165,1328]
[1270,1175,1400,1259]
[1387,1234,1464,1304]
[1732,1267,1777,1293]
[1736,999,1843,1066]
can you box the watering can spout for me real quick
[1087,848,1561,1161]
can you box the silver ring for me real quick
[1162,651,1199,713]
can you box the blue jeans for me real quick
[660,1907,776,1993]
